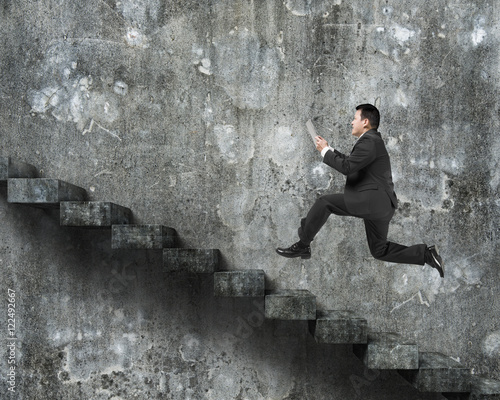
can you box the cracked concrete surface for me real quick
[1,0,499,398]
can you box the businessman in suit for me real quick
[276,104,444,278]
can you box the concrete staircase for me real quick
[2,155,499,399]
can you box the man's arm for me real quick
[321,136,376,176]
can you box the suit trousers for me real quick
[298,193,426,265]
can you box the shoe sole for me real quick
[431,245,444,278]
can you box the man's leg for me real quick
[363,217,426,265]
[277,195,444,276]
[298,193,351,245]
[276,193,351,259]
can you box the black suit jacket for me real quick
[323,129,398,220]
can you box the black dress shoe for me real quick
[425,245,444,278]
[276,241,311,259]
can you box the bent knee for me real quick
[369,244,388,260]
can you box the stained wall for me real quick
[1,0,499,399]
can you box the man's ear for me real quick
[362,118,371,129]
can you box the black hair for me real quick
[355,104,380,129]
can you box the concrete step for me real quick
[399,352,471,393]
[353,332,418,370]
[7,178,86,208]
[469,376,500,399]
[440,377,500,399]
[60,201,132,227]
[265,289,316,320]
[309,310,367,344]
[0,156,38,186]
[214,269,265,297]
[163,248,220,273]
[112,225,177,249]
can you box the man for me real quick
[276,104,444,278]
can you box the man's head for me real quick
[351,104,380,137]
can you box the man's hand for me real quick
[315,136,328,153]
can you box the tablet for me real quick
[306,119,318,144]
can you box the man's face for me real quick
[351,109,368,138]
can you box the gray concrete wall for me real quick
[1,0,499,398]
